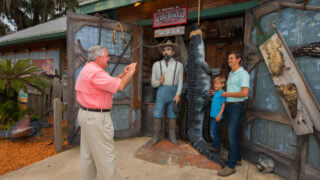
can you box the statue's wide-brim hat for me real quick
[156,40,179,56]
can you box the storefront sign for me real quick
[152,7,187,28]
[32,59,54,75]
[154,26,185,38]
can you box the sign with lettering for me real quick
[32,59,54,75]
[152,7,187,28]
[154,26,185,38]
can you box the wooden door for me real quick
[67,12,143,145]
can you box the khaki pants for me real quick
[78,108,116,180]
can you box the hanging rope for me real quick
[113,22,127,45]
[119,37,169,56]
[198,0,201,25]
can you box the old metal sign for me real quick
[154,26,185,37]
[152,7,187,28]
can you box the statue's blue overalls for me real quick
[153,61,178,119]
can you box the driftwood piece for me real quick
[246,109,291,125]
[259,25,320,135]
[279,2,320,12]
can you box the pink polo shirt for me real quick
[75,62,121,109]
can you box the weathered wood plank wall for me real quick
[242,0,320,179]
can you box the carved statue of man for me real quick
[150,40,183,146]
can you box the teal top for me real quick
[210,90,226,118]
[226,66,250,102]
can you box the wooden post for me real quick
[52,77,62,99]
[53,98,63,152]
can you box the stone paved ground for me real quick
[0,137,285,180]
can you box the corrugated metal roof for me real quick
[0,16,66,46]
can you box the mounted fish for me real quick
[186,24,225,167]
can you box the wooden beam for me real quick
[312,126,320,148]
[251,65,259,107]
[246,109,291,125]
[243,9,253,65]
[242,141,296,162]
[137,0,258,26]
[279,2,320,12]
[241,141,298,179]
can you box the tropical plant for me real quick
[0,59,50,130]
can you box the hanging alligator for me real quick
[186,24,226,167]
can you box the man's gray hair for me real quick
[88,46,106,61]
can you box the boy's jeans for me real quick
[210,117,221,150]
[224,102,245,169]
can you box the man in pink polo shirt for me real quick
[75,46,136,180]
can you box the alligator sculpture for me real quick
[186,24,226,167]
[0,115,52,139]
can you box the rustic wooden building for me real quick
[241,1,320,179]
[1,0,319,179]
[0,16,67,116]
[69,0,259,145]
[73,0,320,179]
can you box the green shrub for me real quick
[0,59,50,130]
